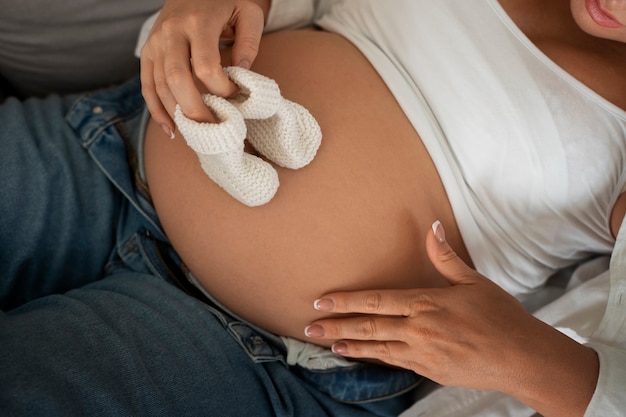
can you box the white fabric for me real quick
[242,0,626,297]
[174,93,280,207]
[244,98,322,169]
[136,1,626,414]
[175,94,248,154]
[280,336,357,370]
[401,270,605,417]
[244,1,626,414]
[265,0,316,32]
[173,66,321,206]
[135,11,159,59]
[224,66,282,119]
[584,217,626,416]
[265,0,335,32]
[315,0,626,298]
[134,0,335,58]
[224,67,322,170]
[400,222,625,417]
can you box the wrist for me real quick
[505,320,599,416]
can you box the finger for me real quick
[150,52,178,118]
[229,3,265,69]
[306,315,412,341]
[426,221,478,286]
[189,28,238,97]
[331,339,407,361]
[164,33,216,123]
[332,340,425,375]
[314,288,436,317]
[140,56,175,136]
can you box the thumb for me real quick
[426,220,478,286]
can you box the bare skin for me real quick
[145,0,626,343]
[307,222,612,417]
[145,29,470,345]
[141,0,271,134]
[143,0,626,415]
[303,2,626,415]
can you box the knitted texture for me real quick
[197,150,279,207]
[174,94,246,154]
[174,94,279,207]
[246,98,322,169]
[225,67,322,169]
[172,67,323,206]
[224,66,282,119]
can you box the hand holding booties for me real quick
[174,67,322,207]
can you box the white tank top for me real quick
[317,0,626,297]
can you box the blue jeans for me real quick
[0,78,422,417]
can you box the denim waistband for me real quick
[149,225,424,410]
[66,77,424,407]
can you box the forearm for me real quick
[503,318,599,417]
[304,224,605,417]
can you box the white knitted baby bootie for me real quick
[224,66,282,119]
[174,94,279,207]
[224,66,322,169]
[245,99,322,169]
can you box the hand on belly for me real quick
[144,29,467,343]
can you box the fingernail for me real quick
[332,343,348,355]
[432,220,446,243]
[314,298,335,311]
[238,59,251,69]
[304,325,325,338]
[161,123,175,140]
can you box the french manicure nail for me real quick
[332,343,348,355]
[304,325,325,338]
[314,298,335,311]
[161,123,175,139]
[432,220,446,243]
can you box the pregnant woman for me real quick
[1,1,625,416]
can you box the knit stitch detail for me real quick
[224,66,282,119]
[172,67,323,206]
[246,98,322,169]
[223,66,322,169]
[174,94,279,207]
[174,94,246,154]
[198,151,279,207]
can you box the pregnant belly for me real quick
[144,30,470,346]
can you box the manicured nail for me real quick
[432,220,446,243]
[332,343,348,355]
[304,325,325,338]
[238,59,251,70]
[161,123,175,139]
[314,298,335,311]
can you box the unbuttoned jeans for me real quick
[0,78,422,417]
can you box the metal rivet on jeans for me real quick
[251,336,265,346]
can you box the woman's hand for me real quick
[305,221,599,416]
[140,0,270,135]
[305,220,536,390]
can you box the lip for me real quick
[585,0,623,28]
